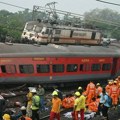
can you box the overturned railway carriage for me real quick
[21,21,102,45]
[0,43,120,84]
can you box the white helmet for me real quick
[31,89,36,93]
[20,106,26,110]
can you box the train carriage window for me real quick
[102,63,111,71]
[67,64,78,72]
[1,65,16,73]
[19,65,34,74]
[80,64,90,71]
[55,30,61,34]
[91,64,101,71]
[37,64,50,73]
[52,64,64,73]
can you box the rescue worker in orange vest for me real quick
[96,83,103,97]
[105,81,112,95]
[87,97,98,112]
[72,92,81,120]
[62,94,74,109]
[86,81,96,104]
[109,80,119,107]
[118,83,120,104]
[49,91,62,120]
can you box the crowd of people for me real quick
[1,76,120,120]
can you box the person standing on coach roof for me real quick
[31,89,40,120]
[36,84,45,111]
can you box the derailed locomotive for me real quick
[0,42,120,84]
[21,21,102,45]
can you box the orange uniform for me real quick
[105,84,111,95]
[88,101,98,112]
[51,97,62,113]
[96,86,102,96]
[50,97,62,120]
[86,82,96,104]
[62,96,75,108]
[109,84,118,105]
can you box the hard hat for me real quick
[75,92,80,96]
[20,106,26,110]
[52,91,58,96]
[31,89,36,93]
[3,114,10,120]
[78,86,82,90]
[109,81,112,84]
[96,83,100,86]
[114,81,117,84]
[14,101,21,107]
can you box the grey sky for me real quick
[0,0,119,14]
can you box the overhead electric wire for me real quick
[96,0,120,6]
[0,1,32,11]
[0,1,120,28]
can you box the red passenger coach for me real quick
[0,42,120,84]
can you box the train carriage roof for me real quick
[0,42,120,57]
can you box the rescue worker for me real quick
[3,114,11,120]
[36,84,45,111]
[79,89,86,120]
[62,94,74,109]
[54,89,63,100]
[109,81,119,108]
[105,81,112,95]
[87,97,98,112]
[101,88,110,120]
[97,90,104,116]
[96,83,103,97]
[26,88,33,117]
[31,89,40,120]
[86,81,96,104]
[72,91,81,120]
[18,106,32,120]
[49,91,62,120]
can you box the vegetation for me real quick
[0,8,120,42]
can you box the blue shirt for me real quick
[103,94,110,107]
[99,93,104,103]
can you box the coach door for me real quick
[111,58,119,77]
